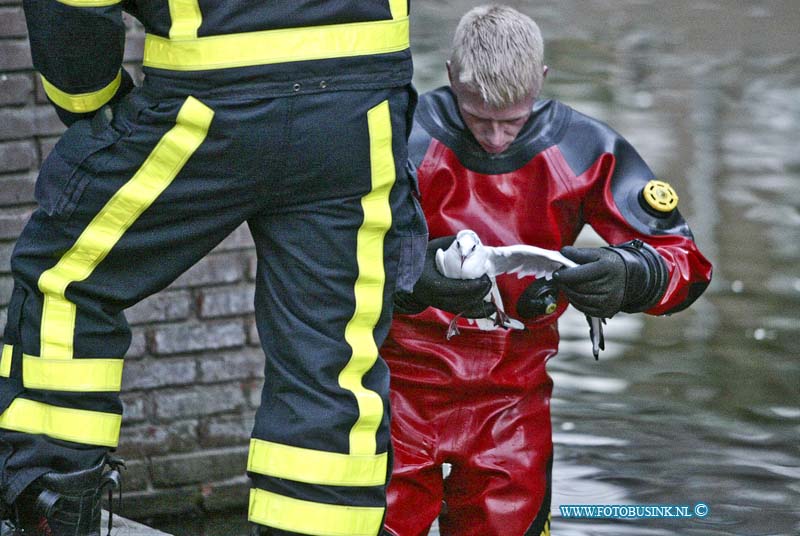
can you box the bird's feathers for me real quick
[435,229,575,281]
[434,229,570,333]
[486,244,577,279]
[434,229,604,357]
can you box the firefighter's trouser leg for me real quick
[245,88,417,536]
[0,93,231,505]
[0,85,417,536]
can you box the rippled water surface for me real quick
[484,2,800,535]
[155,1,800,534]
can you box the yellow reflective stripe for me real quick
[37,96,214,359]
[248,488,384,536]
[143,17,409,71]
[247,438,387,487]
[40,71,122,114]
[541,513,552,536]
[388,0,408,19]
[22,355,123,392]
[339,100,395,456]
[168,0,202,39]
[56,0,122,6]
[0,398,121,447]
[39,296,76,359]
[0,344,12,377]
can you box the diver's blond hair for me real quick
[450,4,545,108]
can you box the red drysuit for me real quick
[382,87,712,536]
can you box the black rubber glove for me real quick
[394,236,496,318]
[553,239,669,318]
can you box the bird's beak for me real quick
[460,255,466,269]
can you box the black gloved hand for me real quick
[553,240,669,318]
[394,235,496,318]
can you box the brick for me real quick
[0,141,36,174]
[171,252,245,288]
[0,242,13,273]
[123,31,145,62]
[122,356,197,391]
[0,276,12,307]
[118,458,151,492]
[200,475,251,513]
[116,486,202,520]
[123,12,144,33]
[33,104,65,137]
[151,320,246,355]
[0,39,32,70]
[247,253,258,280]
[34,74,46,104]
[0,206,32,240]
[198,284,255,318]
[117,420,199,458]
[0,107,35,140]
[123,62,145,86]
[121,392,149,423]
[243,378,264,409]
[150,446,248,487]
[126,327,147,358]
[214,224,255,252]
[0,73,34,106]
[198,348,263,383]
[245,252,256,277]
[153,383,246,420]
[126,290,192,325]
[0,105,63,141]
[199,412,255,448]
[247,320,260,345]
[0,172,36,205]
[0,7,27,37]
[38,135,59,160]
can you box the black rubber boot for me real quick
[9,455,124,536]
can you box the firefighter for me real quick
[0,1,424,534]
[382,5,713,536]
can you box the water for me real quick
[512,1,800,534]
[154,1,800,534]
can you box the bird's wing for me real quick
[485,244,577,279]
[435,247,459,278]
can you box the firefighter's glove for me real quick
[394,235,496,318]
[553,240,669,318]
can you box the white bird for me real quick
[435,229,605,358]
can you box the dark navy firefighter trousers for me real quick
[0,84,425,535]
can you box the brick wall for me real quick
[0,3,263,521]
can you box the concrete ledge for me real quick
[103,511,171,535]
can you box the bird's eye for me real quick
[470,245,476,252]
[456,241,461,248]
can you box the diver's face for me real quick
[453,85,534,154]
[449,74,535,154]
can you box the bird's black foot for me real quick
[446,315,462,340]
[493,308,511,329]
